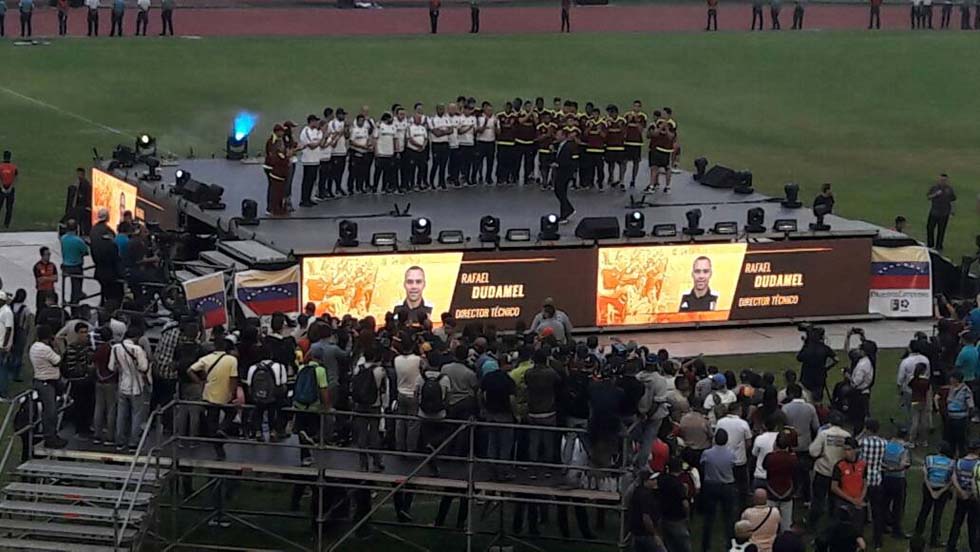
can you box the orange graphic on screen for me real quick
[302,253,463,323]
[91,169,137,231]
[596,243,747,326]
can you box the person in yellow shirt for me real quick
[189,336,239,460]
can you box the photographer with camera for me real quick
[796,324,837,402]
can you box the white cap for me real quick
[97,207,109,222]
[0,291,9,302]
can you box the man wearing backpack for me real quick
[415,361,451,475]
[440,345,479,456]
[109,326,151,452]
[246,359,287,442]
[351,346,386,472]
[188,337,239,460]
[292,357,331,466]
[945,371,975,458]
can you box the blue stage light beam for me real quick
[232,111,258,141]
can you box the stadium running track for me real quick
[14,4,949,37]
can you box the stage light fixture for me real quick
[782,182,802,208]
[506,228,532,242]
[337,219,359,247]
[199,184,226,210]
[693,157,708,181]
[140,156,162,182]
[734,171,754,194]
[174,169,191,193]
[411,217,432,245]
[136,134,157,157]
[438,230,465,244]
[371,232,397,247]
[226,135,248,161]
[683,208,704,236]
[479,215,500,243]
[745,207,766,233]
[773,219,798,233]
[810,203,832,231]
[624,210,646,238]
[111,144,137,168]
[539,214,560,241]
[652,224,678,238]
[240,199,259,226]
[713,221,739,235]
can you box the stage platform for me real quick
[131,158,904,257]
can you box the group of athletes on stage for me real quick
[262,96,680,215]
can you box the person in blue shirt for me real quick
[59,219,90,309]
[881,437,911,539]
[955,334,980,390]
[947,440,980,552]
[18,0,32,38]
[914,441,955,547]
[110,0,125,36]
[114,221,131,261]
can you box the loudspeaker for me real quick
[575,217,620,240]
[700,165,738,189]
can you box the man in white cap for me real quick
[0,291,13,398]
[528,297,573,344]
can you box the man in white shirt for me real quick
[897,340,930,423]
[923,0,934,26]
[406,113,429,192]
[446,102,462,187]
[716,403,753,498]
[751,418,780,487]
[316,107,335,201]
[327,109,349,196]
[428,104,451,190]
[457,102,477,185]
[30,324,67,448]
[135,0,150,35]
[0,291,14,398]
[475,102,497,185]
[349,113,373,194]
[297,114,323,208]
[109,326,151,451]
[392,106,410,193]
[374,112,397,194]
[393,341,425,452]
[86,0,100,35]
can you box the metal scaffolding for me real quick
[107,400,636,552]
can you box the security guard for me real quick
[624,100,647,188]
[582,108,607,190]
[535,111,558,189]
[604,105,627,189]
[496,102,517,185]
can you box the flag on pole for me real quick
[234,266,301,318]
[183,272,227,329]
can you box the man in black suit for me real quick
[552,129,576,223]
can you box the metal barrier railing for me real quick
[119,398,636,551]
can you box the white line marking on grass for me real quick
[0,84,128,137]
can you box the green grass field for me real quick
[1,31,978,258]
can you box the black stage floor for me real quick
[136,159,898,257]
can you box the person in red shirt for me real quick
[869,0,883,28]
[429,0,440,34]
[763,433,798,532]
[561,0,571,32]
[57,0,69,35]
[33,246,58,313]
[706,0,719,30]
[0,151,18,229]
[831,437,868,526]
[263,125,292,216]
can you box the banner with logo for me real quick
[869,245,933,317]
[234,266,301,318]
[183,272,227,329]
